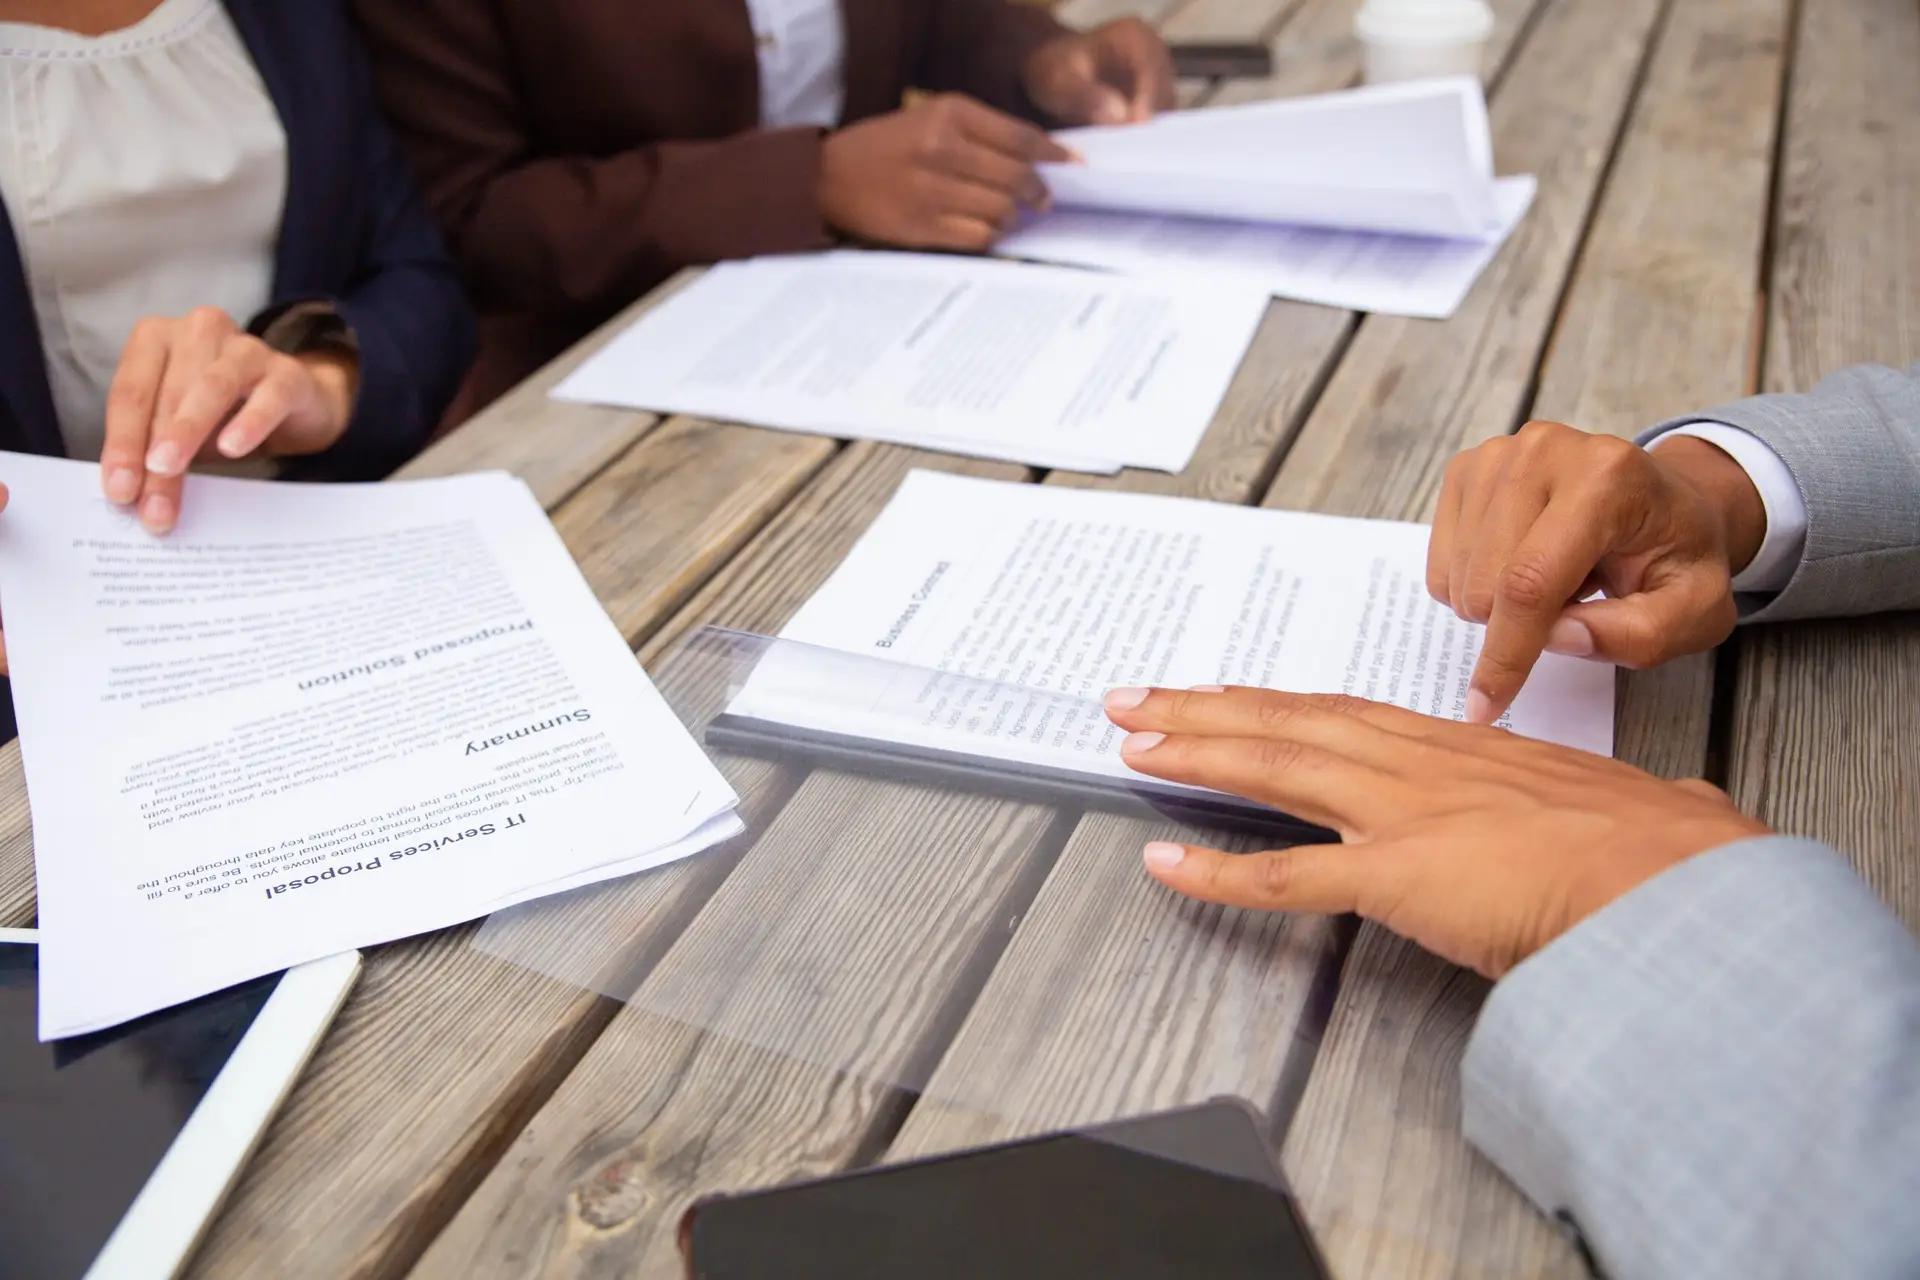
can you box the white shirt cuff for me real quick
[1645,422,1807,595]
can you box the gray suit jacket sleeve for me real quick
[1640,360,1920,623]
[1461,836,1920,1279]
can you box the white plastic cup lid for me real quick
[1355,0,1495,43]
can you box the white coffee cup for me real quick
[1354,0,1495,85]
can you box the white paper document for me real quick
[1001,176,1535,320]
[0,454,740,1038]
[727,472,1613,795]
[1006,77,1535,318]
[551,251,1271,474]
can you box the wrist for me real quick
[1648,435,1766,575]
[299,350,359,442]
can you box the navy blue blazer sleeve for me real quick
[286,112,476,482]
[233,0,476,482]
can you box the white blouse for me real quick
[0,0,287,463]
[744,0,845,130]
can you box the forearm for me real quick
[445,131,834,321]
[1463,836,1920,1280]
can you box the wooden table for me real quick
[3,0,1914,1274]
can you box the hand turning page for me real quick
[1006,78,1537,319]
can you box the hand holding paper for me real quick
[1003,78,1538,318]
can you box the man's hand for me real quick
[818,94,1070,252]
[1430,421,1768,723]
[1024,17,1176,125]
[102,307,358,535]
[1105,685,1768,979]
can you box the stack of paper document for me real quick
[552,251,1271,474]
[723,472,1613,791]
[0,454,742,1038]
[1001,77,1537,319]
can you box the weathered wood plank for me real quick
[889,814,1346,1158]
[1728,0,1920,930]
[553,419,837,646]
[1209,0,1538,105]
[1533,0,1790,778]
[1056,0,1190,29]
[1261,0,1666,523]
[1160,0,1305,41]
[1258,0,1710,1274]
[189,444,1025,1280]
[1274,0,1808,1274]
[408,26,1398,1255]
[185,314,846,1276]
[419,776,1067,1280]
[404,441,1036,1279]
[880,0,1598,1197]
[393,273,707,507]
[0,743,30,927]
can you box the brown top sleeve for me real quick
[913,0,1071,120]
[350,0,835,324]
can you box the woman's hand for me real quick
[100,307,358,534]
[1024,18,1177,125]
[818,94,1070,252]
[1105,684,1768,979]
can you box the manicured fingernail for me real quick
[140,493,175,532]
[1122,731,1165,754]
[216,426,248,458]
[1190,684,1226,693]
[145,442,182,476]
[1545,617,1595,658]
[104,467,140,504]
[1465,689,1497,725]
[1105,687,1150,712]
[1144,841,1185,870]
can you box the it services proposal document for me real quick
[0,454,738,1039]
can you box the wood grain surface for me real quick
[392,273,705,507]
[0,743,30,927]
[412,442,1035,1278]
[3,3,1890,1278]
[1726,0,1920,928]
[883,0,1551,1186]
[406,2,1373,1251]
[1260,0,1756,1274]
[188,330,843,1278]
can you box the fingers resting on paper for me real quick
[1105,684,1769,978]
[100,308,357,534]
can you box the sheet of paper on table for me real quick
[1003,77,1537,318]
[0,453,741,1039]
[550,251,1271,474]
[724,471,1614,792]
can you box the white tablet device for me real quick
[0,929,359,1279]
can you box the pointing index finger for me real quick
[1468,492,1619,720]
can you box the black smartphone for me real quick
[679,1099,1332,1279]
[1169,42,1275,80]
